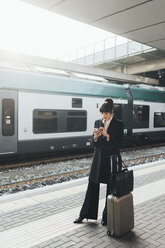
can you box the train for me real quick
[0,67,165,157]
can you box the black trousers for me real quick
[80,181,111,221]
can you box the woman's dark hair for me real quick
[99,98,114,113]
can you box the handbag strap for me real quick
[121,159,128,170]
[109,154,128,173]
[109,154,126,173]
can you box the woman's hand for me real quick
[93,128,101,140]
[99,127,110,140]
[99,127,107,136]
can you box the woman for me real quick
[74,98,124,225]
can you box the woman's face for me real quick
[102,112,112,121]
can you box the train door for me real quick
[0,90,17,154]
[124,87,133,136]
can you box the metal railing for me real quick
[60,35,156,66]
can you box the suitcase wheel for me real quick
[107,231,112,236]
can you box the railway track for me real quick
[0,153,93,171]
[0,151,165,191]
[1,142,165,171]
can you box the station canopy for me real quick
[22,0,165,51]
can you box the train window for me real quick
[33,110,58,134]
[2,99,14,136]
[72,98,82,108]
[67,111,87,132]
[154,112,165,127]
[133,105,149,128]
[114,104,122,120]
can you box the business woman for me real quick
[73,98,124,225]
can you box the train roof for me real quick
[130,86,165,103]
[0,68,165,103]
[0,68,127,99]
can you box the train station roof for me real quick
[22,0,165,51]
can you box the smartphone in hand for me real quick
[94,128,100,134]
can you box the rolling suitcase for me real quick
[107,193,134,237]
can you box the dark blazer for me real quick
[89,117,124,184]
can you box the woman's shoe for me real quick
[73,216,84,224]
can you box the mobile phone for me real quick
[94,128,100,133]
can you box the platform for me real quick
[0,160,165,248]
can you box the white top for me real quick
[102,115,113,130]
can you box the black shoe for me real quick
[101,220,107,226]
[73,216,84,224]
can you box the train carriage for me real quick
[0,68,165,156]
